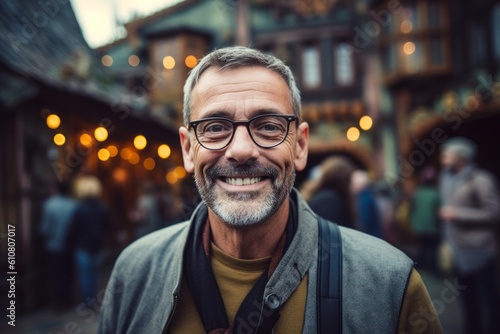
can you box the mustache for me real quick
[205,161,279,180]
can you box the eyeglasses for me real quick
[188,114,299,150]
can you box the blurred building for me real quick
[98,0,382,182]
[369,0,500,190]
[0,1,182,311]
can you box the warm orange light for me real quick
[174,166,186,179]
[158,144,171,159]
[80,133,93,147]
[346,127,360,142]
[107,145,118,157]
[143,158,156,170]
[166,171,178,184]
[120,148,132,160]
[94,127,108,142]
[98,148,110,161]
[185,55,197,68]
[400,20,413,33]
[113,168,127,183]
[403,42,416,55]
[101,55,113,67]
[53,133,66,146]
[128,152,140,165]
[46,114,60,129]
[133,135,147,150]
[163,56,175,70]
[128,55,140,67]
[359,116,373,131]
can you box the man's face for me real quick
[179,66,309,227]
[440,150,459,171]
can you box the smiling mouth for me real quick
[222,177,267,186]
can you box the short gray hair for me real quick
[182,46,301,125]
[441,137,477,161]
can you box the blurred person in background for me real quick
[372,181,398,244]
[69,176,110,302]
[130,181,163,240]
[40,181,76,310]
[351,170,382,238]
[410,166,441,274]
[301,156,355,228]
[439,137,500,334]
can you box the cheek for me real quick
[192,145,222,174]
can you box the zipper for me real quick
[161,293,179,334]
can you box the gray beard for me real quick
[194,162,295,227]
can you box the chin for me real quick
[212,193,277,227]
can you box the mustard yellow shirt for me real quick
[169,244,442,333]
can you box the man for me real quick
[98,46,442,333]
[40,181,76,310]
[439,137,500,334]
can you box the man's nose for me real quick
[224,125,260,164]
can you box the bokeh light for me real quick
[174,166,186,179]
[128,55,140,67]
[46,114,60,129]
[400,20,413,33]
[133,135,147,150]
[359,116,373,131]
[158,144,171,159]
[128,152,140,165]
[143,158,156,170]
[113,168,127,183]
[166,171,178,184]
[53,133,66,146]
[120,148,132,160]
[94,127,108,142]
[403,42,416,55]
[101,55,113,67]
[107,145,118,157]
[80,133,93,147]
[185,55,197,68]
[163,56,175,70]
[346,127,360,142]
[98,148,110,161]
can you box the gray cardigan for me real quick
[98,190,413,333]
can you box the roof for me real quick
[0,1,142,113]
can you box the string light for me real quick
[346,127,360,142]
[133,135,147,150]
[158,144,171,159]
[46,114,60,129]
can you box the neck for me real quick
[208,198,290,259]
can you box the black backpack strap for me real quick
[317,216,343,334]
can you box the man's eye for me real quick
[261,124,281,131]
[206,124,225,132]
[200,121,231,134]
[255,122,285,132]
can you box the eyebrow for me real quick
[198,108,286,120]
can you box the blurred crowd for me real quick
[300,137,500,333]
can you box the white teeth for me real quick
[225,177,262,185]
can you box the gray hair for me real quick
[441,137,477,161]
[182,46,301,125]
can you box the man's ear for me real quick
[294,122,309,172]
[179,127,195,173]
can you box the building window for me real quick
[427,2,441,29]
[470,22,486,66]
[378,0,450,80]
[492,5,500,60]
[429,38,445,66]
[301,44,321,89]
[334,43,354,86]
